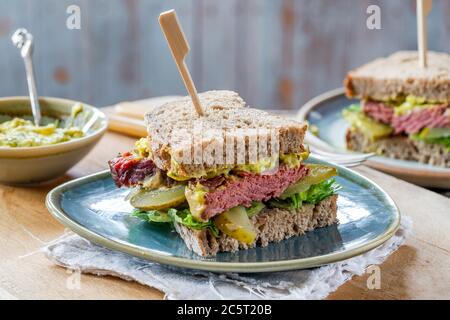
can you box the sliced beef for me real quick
[391,105,450,134]
[194,164,309,220]
[363,100,450,134]
[363,100,394,124]
[108,152,156,187]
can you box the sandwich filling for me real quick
[186,164,309,221]
[109,138,339,244]
[343,96,450,151]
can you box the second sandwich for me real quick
[344,51,450,167]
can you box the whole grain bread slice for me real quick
[174,195,338,257]
[346,129,450,167]
[345,51,450,103]
[144,90,307,177]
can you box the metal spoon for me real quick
[11,28,41,126]
[81,112,99,134]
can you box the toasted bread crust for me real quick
[344,51,450,103]
[174,195,338,257]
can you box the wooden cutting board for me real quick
[105,96,180,138]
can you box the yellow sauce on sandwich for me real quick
[393,95,443,116]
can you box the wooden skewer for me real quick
[159,9,204,116]
[417,0,433,68]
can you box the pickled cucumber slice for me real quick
[213,206,257,244]
[302,164,337,185]
[142,170,164,190]
[279,164,337,199]
[130,185,186,210]
[343,107,392,140]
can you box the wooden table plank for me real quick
[0,133,163,299]
[1,132,449,299]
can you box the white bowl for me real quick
[0,96,108,185]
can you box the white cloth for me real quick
[44,216,411,300]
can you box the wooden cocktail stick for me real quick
[417,0,433,68]
[159,10,204,116]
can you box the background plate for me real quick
[297,88,450,189]
[46,157,400,273]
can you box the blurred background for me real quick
[0,0,449,109]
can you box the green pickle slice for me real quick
[343,107,392,140]
[279,164,337,199]
[130,185,186,210]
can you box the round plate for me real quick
[46,157,400,273]
[297,88,450,188]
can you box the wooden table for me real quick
[1,132,449,300]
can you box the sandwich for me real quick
[108,90,339,256]
[344,51,450,167]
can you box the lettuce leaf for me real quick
[413,136,450,150]
[132,209,172,223]
[245,201,266,218]
[132,208,220,238]
[168,208,220,237]
[305,179,340,203]
[268,179,340,210]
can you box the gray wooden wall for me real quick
[0,0,449,109]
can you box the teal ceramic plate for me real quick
[297,88,450,188]
[46,157,400,273]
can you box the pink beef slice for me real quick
[363,100,450,134]
[391,105,450,134]
[363,100,394,124]
[200,164,309,220]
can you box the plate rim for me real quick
[46,165,401,273]
[297,87,450,180]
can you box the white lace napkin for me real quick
[44,216,411,300]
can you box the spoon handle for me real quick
[23,54,41,126]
